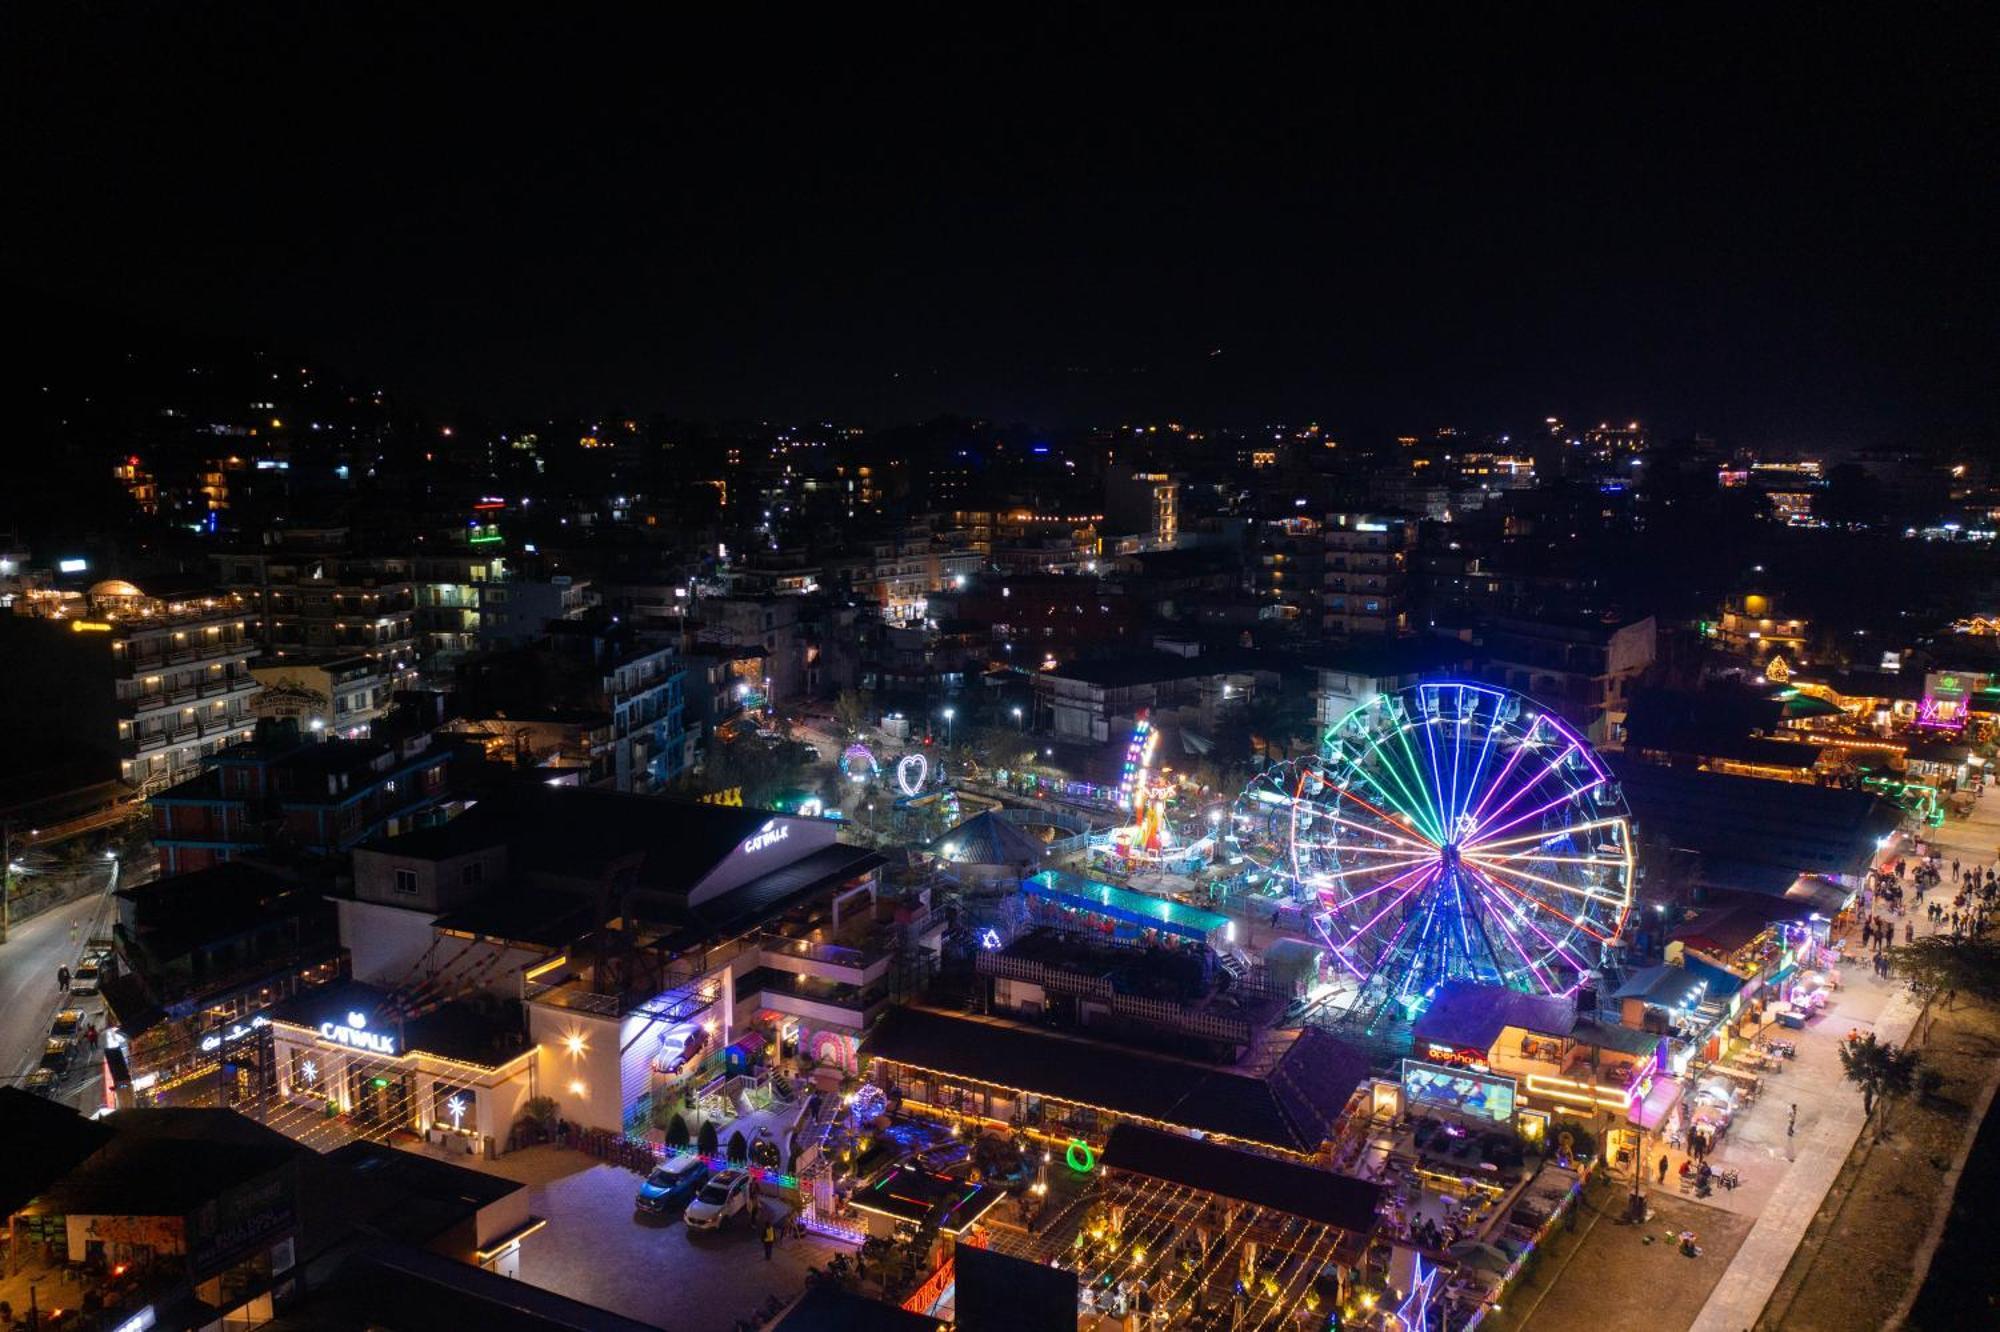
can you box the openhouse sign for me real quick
[319,1010,397,1056]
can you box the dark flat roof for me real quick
[317,1241,665,1332]
[28,1108,306,1218]
[0,1088,114,1215]
[1611,756,1899,878]
[864,1008,1342,1155]
[653,842,887,952]
[435,889,595,948]
[1101,1123,1383,1234]
[117,861,319,958]
[269,980,532,1068]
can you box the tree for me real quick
[1838,1032,1920,1128]
[726,1129,749,1163]
[665,1113,691,1148]
[680,731,812,808]
[697,1119,720,1157]
[832,688,874,738]
[1888,936,2000,1010]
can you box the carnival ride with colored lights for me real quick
[1232,682,1634,1033]
[1096,711,1215,871]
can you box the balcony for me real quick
[734,966,892,1027]
[755,934,893,987]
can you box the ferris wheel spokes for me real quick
[1458,854,1628,907]
[1459,871,1579,994]
[1459,815,1631,854]
[1467,859,1616,943]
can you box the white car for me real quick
[682,1168,753,1231]
[70,964,101,998]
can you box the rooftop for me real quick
[1609,963,1712,1009]
[23,1107,306,1219]
[269,979,533,1069]
[863,1007,1360,1156]
[1101,1123,1383,1234]
[1412,981,1578,1053]
[303,1241,662,1332]
[0,1089,114,1216]
[116,861,322,960]
[1611,756,1899,879]
[1025,869,1231,941]
[935,809,1046,867]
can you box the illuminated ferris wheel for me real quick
[1243,682,1634,1020]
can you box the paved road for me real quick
[0,866,121,1104]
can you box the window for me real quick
[462,861,484,888]
[393,868,418,896]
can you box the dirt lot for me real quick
[1478,1177,1751,1332]
[1755,992,2000,1331]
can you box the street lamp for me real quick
[1012,706,1024,731]
[942,707,955,747]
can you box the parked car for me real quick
[70,964,101,997]
[40,1037,75,1076]
[49,1010,82,1040]
[635,1156,710,1215]
[682,1169,753,1231]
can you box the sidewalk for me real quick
[1688,980,1922,1332]
[1689,792,2000,1331]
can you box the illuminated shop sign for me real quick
[319,1010,396,1055]
[742,820,790,854]
[198,1015,269,1052]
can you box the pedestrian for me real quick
[56,966,69,993]
[1861,920,1872,948]
[1906,921,1915,945]
[762,1220,776,1261]
[1658,1153,1669,1184]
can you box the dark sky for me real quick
[4,7,1997,446]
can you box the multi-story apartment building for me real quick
[597,637,692,792]
[478,575,596,649]
[413,550,507,669]
[1104,469,1180,549]
[1,579,263,794]
[699,597,806,706]
[1254,515,1324,630]
[1483,612,1658,745]
[1323,511,1413,638]
[251,653,396,736]
[454,625,691,792]
[148,718,455,876]
[1713,593,1810,671]
[215,532,419,687]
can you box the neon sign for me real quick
[742,820,791,854]
[319,1010,396,1055]
[1065,1139,1096,1173]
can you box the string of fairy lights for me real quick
[1053,1171,1358,1329]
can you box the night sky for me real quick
[4,8,1996,446]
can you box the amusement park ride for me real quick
[1231,682,1635,1035]
[1101,711,1218,872]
